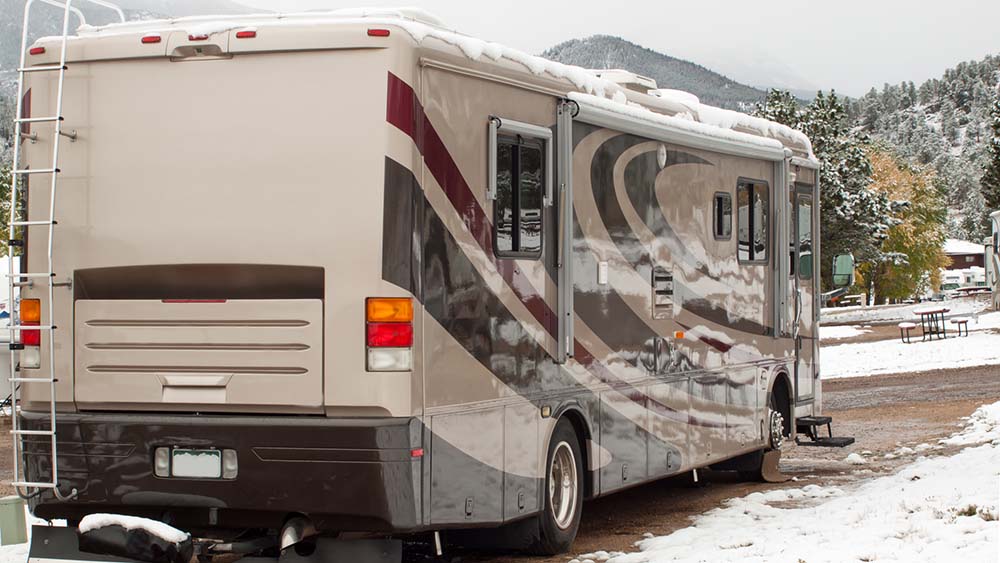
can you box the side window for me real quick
[489,117,551,259]
[798,196,813,279]
[494,137,544,258]
[713,192,732,240]
[737,180,769,263]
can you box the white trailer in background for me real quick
[989,211,1000,310]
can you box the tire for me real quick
[735,390,787,482]
[525,418,584,555]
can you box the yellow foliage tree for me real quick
[857,148,949,304]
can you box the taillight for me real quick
[188,34,209,41]
[366,323,413,347]
[20,298,41,368]
[235,30,257,39]
[141,35,161,44]
[365,298,413,372]
[29,46,45,55]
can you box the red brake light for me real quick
[410,448,424,458]
[22,319,40,346]
[141,35,161,44]
[235,30,256,39]
[29,47,45,55]
[188,34,209,41]
[367,28,390,37]
[366,323,413,348]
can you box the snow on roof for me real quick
[568,92,786,152]
[61,8,813,157]
[943,238,985,255]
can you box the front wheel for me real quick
[527,419,584,555]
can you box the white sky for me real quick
[237,0,1000,97]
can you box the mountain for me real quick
[848,55,1000,240]
[0,0,258,96]
[541,35,769,110]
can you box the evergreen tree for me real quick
[753,90,894,290]
[983,96,1000,211]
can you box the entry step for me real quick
[796,416,832,426]
[795,436,856,448]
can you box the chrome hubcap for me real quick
[769,409,785,449]
[548,441,578,530]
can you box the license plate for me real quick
[171,449,222,478]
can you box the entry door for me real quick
[792,186,817,401]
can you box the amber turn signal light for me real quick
[21,299,41,323]
[366,298,413,323]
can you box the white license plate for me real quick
[171,449,222,478]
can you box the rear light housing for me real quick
[28,46,45,56]
[235,29,257,39]
[141,34,161,44]
[366,298,413,372]
[20,298,41,369]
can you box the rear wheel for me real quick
[527,419,584,555]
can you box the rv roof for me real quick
[37,8,815,161]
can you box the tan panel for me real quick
[74,300,323,413]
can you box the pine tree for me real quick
[982,96,1000,211]
[753,90,894,290]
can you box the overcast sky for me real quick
[238,0,999,97]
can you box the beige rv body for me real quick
[12,10,825,539]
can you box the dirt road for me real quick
[437,365,1000,563]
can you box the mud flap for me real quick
[760,449,789,483]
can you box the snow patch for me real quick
[941,401,1000,446]
[78,514,188,544]
[844,453,867,465]
[600,405,1000,563]
[818,325,870,340]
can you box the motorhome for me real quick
[7,4,854,560]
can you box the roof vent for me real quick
[590,69,658,93]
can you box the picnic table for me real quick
[913,306,950,341]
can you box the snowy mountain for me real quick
[542,35,769,110]
[849,55,1000,240]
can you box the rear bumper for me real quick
[21,411,424,533]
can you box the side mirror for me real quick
[832,254,855,288]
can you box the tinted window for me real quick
[798,196,813,279]
[713,193,732,240]
[494,137,544,258]
[738,181,769,263]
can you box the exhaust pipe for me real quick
[279,516,317,551]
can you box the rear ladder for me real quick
[6,0,125,500]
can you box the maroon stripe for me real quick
[387,72,554,335]
[386,72,725,430]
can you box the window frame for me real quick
[488,116,552,260]
[713,191,733,241]
[736,177,771,265]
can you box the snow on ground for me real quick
[821,297,989,325]
[822,311,1000,379]
[586,401,1000,563]
[817,325,871,340]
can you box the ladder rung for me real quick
[7,325,55,330]
[10,481,57,489]
[12,429,55,436]
[14,116,63,124]
[17,65,67,73]
[10,220,57,227]
[12,168,59,175]
[8,379,57,384]
[11,273,54,279]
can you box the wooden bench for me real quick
[950,318,970,337]
[898,322,917,343]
